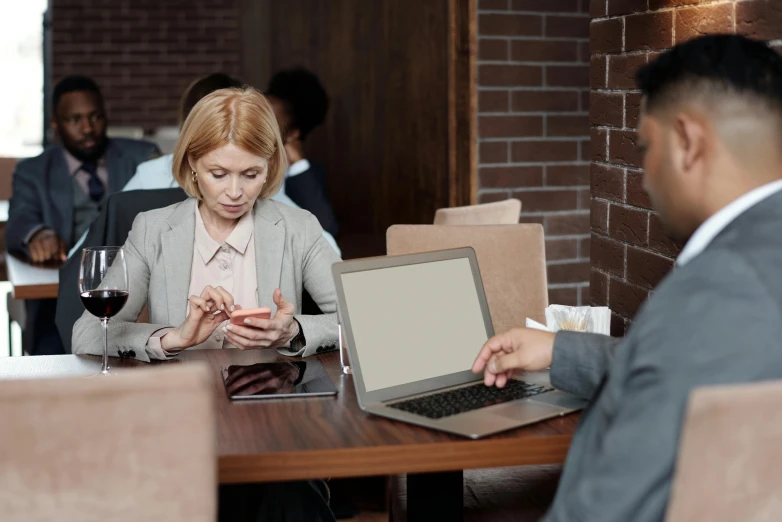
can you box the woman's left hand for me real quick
[223,288,300,350]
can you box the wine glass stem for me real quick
[101,317,110,374]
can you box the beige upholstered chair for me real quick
[387,224,548,330]
[106,126,145,140]
[666,380,782,522]
[0,365,216,522]
[433,199,521,225]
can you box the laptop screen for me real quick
[340,257,489,392]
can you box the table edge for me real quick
[218,434,573,483]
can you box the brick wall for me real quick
[589,0,782,335]
[477,0,592,306]
[51,0,242,130]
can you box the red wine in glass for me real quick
[80,290,129,318]
[79,247,128,375]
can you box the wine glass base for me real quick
[84,368,116,378]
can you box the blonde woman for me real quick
[72,87,339,521]
[73,87,340,361]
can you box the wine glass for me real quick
[79,247,128,375]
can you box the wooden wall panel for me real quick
[243,0,476,253]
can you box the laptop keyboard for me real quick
[387,380,553,420]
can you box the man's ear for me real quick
[673,112,709,174]
[286,128,301,143]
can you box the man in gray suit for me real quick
[5,75,159,355]
[473,35,782,521]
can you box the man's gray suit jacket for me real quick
[5,138,160,255]
[543,190,782,522]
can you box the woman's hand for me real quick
[161,285,235,352]
[222,289,299,350]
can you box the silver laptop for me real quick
[332,247,585,439]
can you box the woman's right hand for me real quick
[161,286,235,352]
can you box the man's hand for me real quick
[28,229,66,263]
[472,327,557,388]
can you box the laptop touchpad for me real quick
[530,390,587,410]
[489,400,563,423]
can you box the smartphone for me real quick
[230,307,272,325]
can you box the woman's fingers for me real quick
[188,295,210,313]
[242,317,272,329]
[225,330,273,349]
[199,285,226,312]
[225,324,280,343]
[212,286,236,313]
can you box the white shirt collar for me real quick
[286,159,311,178]
[677,179,782,267]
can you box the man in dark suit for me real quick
[5,75,159,355]
[473,35,782,521]
[266,68,339,237]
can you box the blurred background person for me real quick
[5,75,159,355]
[266,67,339,237]
[122,73,243,192]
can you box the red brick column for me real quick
[477,0,592,306]
[589,0,782,335]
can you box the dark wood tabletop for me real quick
[0,350,577,485]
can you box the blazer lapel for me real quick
[105,140,130,192]
[162,198,196,325]
[253,200,285,314]
[49,147,74,245]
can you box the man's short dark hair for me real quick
[266,67,329,139]
[52,75,102,111]
[180,73,244,123]
[637,34,782,114]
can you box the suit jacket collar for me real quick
[161,198,285,324]
[677,180,782,267]
[678,185,782,270]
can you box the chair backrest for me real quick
[387,224,548,330]
[56,188,189,351]
[106,126,145,140]
[0,364,216,522]
[152,126,180,154]
[433,198,521,225]
[665,380,782,522]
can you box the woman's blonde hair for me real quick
[172,87,286,200]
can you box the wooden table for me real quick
[5,252,59,299]
[0,350,578,520]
